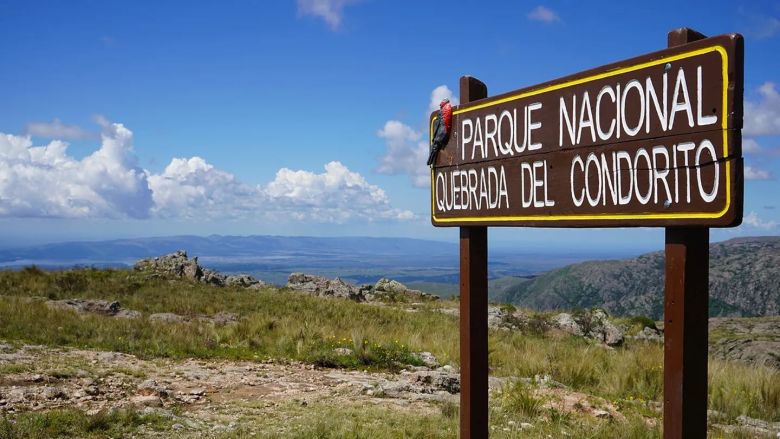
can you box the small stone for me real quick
[41,386,67,400]
[85,386,100,396]
[137,379,168,398]
[172,423,185,431]
[149,313,186,324]
[412,352,440,368]
[131,395,163,407]
[594,410,611,419]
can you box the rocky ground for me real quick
[2,342,777,437]
[0,342,640,437]
[709,316,780,369]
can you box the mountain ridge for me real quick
[493,236,780,319]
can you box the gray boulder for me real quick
[633,326,663,343]
[286,273,365,302]
[552,313,583,336]
[487,306,530,331]
[46,299,121,316]
[363,278,439,302]
[412,351,440,368]
[552,309,624,347]
[149,313,187,324]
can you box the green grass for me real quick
[0,267,778,436]
[220,399,664,439]
[0,407,174,439]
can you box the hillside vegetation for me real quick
[494,237,780,319]
[0,266,777,438]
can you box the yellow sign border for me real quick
[431,44,731,224]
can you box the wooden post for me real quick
[664,28,709,439]
[459,75,489,439]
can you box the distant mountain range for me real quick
[492,237,780,319]
[0,235,589,287]
[3,234,775,318]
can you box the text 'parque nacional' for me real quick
[429,34,743,227]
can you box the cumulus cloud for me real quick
[266,161,414,222]
[147,156,257,219]
[297,0,359,30]
[376,120,429,188]
[743,211,778,229]
[744,82,780,136]
[25,118,95,140]
[429,85,458,113]
[0,123,153,218]
[376,85,460,189]
[528,5,560,23]
[0,123,413,223]
[744,165,773,180]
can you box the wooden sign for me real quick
[430,34,743,227]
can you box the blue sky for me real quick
[1,1,779,252]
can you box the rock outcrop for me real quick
[361,278,439,302]
[134,251,266,289]
[285,274,441,303]
[46,299,141,319]
[286,273,365,302]
[46,299,121,316]
[632,326,663,343]
[709,316,780,369]
[551,309,624,347]
[44,298,238,326]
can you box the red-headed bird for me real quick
[426,99,453,166]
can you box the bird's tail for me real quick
[426,144,441,166]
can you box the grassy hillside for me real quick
[0,267,777,437]
[495,237,780,319]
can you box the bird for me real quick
[426,98,453,166]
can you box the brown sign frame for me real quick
[430,33,743,228]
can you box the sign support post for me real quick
[663,27,710,439]
[432,29,742,439]
[459,75,489,439]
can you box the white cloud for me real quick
[376,85,460,189]
[743,211,778,229]
[429,85,458,113]
[265,161,414,222]
[376,120,429,188]
[743,138,762,154]
[25,118,95,140]
[744,165,773,180]
[0,123,413,223]
[147,156,257,219]
[297,0,359,30]
[739,11,780,39]
[744,82,780,136]
[528,5,560,23]
[0,123,153,218]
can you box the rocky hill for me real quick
[494,237,780,319]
